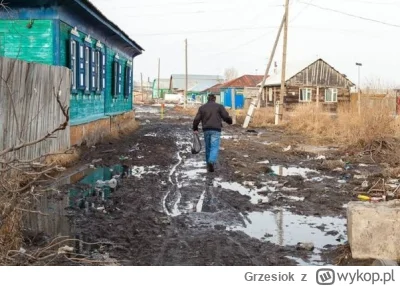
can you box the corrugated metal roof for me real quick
[170,74,223,91]
[202,83,223,93]
[153,79,170,89]
[220,75,264,88]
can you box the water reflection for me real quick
[24,165,131,240]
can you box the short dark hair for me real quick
[208,94,216,101]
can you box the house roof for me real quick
[6,0,144,56]
[170,74,223,91]
[259,58,355,87]
[203,83,223,93]
[220,75,264,88]
[153,79,170,90]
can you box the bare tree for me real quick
[224,67,239,82]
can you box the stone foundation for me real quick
[347,200,400,260]
[70,111,136,146]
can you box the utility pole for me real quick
[356,62,362,115]
[157,58,160,101]
[242,14,286,128]
[184,38,188,109]
[277,0,290,125]
[140,73,143,103]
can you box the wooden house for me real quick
[0,0,144,145]
[260,59,355,112]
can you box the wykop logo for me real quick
[316,269,335,285]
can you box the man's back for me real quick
[193,101,232,132]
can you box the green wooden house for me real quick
[0,0,144,129]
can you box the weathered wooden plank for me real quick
[0,57,71,161]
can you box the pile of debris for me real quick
[354,178,400,202]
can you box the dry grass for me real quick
[173,106,199,117]
[285,103,399,146]
[44,149,80,168]
[236,107,275,128]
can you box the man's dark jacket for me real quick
[192,101,233,132]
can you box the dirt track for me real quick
[23,105,384,265]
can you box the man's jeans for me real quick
[204,130,221,164]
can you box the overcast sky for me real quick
[92,0,400,87]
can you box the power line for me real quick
[299,1,400,28]
[132,25,280,37]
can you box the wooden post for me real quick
[278,0,290,125]
[316,86,320,107]
[231,88,236,124]
[242,13,286,128]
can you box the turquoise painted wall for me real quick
[0,20,53,64]
[60,21,106,124]
[59,21,133,124]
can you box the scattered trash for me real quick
[89,164,95,169]
[257,160,270,164]
[359,164,368,167]
[91,146,96,149]
[219,147,225,151]
[243,155,249,158]
[92,159,102,163]
[315,155,326,160]
[296,242,315,251]
[333,168,343,172]
[58,245,74,254]
[283,145,292,152]
[19,247,26,254]
[354,175,367,180]
[97,206,105,211]
[96,178,118,189]
[119,156,129,161]
[362,181,369,188]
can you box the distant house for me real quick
[0,0,144,145]
[169,74,223,101]
[200,83,224,103]
[219,75,264,109]
[152,79,170,99]
[259,59,355,112]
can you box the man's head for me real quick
[208,93,216,102]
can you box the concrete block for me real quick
[347,199,400,260]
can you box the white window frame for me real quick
[299,88,312,102]
[325,88,338,103]
[85,46,90,93]
[70,40,77,90]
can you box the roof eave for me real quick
[75,0,144,55]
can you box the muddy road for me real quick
[24,105,381,265]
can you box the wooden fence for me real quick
[0,57,71,161]
[350,93,397,114]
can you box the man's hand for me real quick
[193,131,198,134]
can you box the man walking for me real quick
[193,94,233,172]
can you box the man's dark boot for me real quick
[208,163,215,173]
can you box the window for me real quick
[91,48,96,92]
[299,88,312,102]
[102,53,106,91]
[95,50,101,94]
[125,65,132,98]
[84,46,90,94]
[268,88,273,102]
[69,39,77,92]
[77,43,85,90]
[325,88,338,102]
[113,59,122,97]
